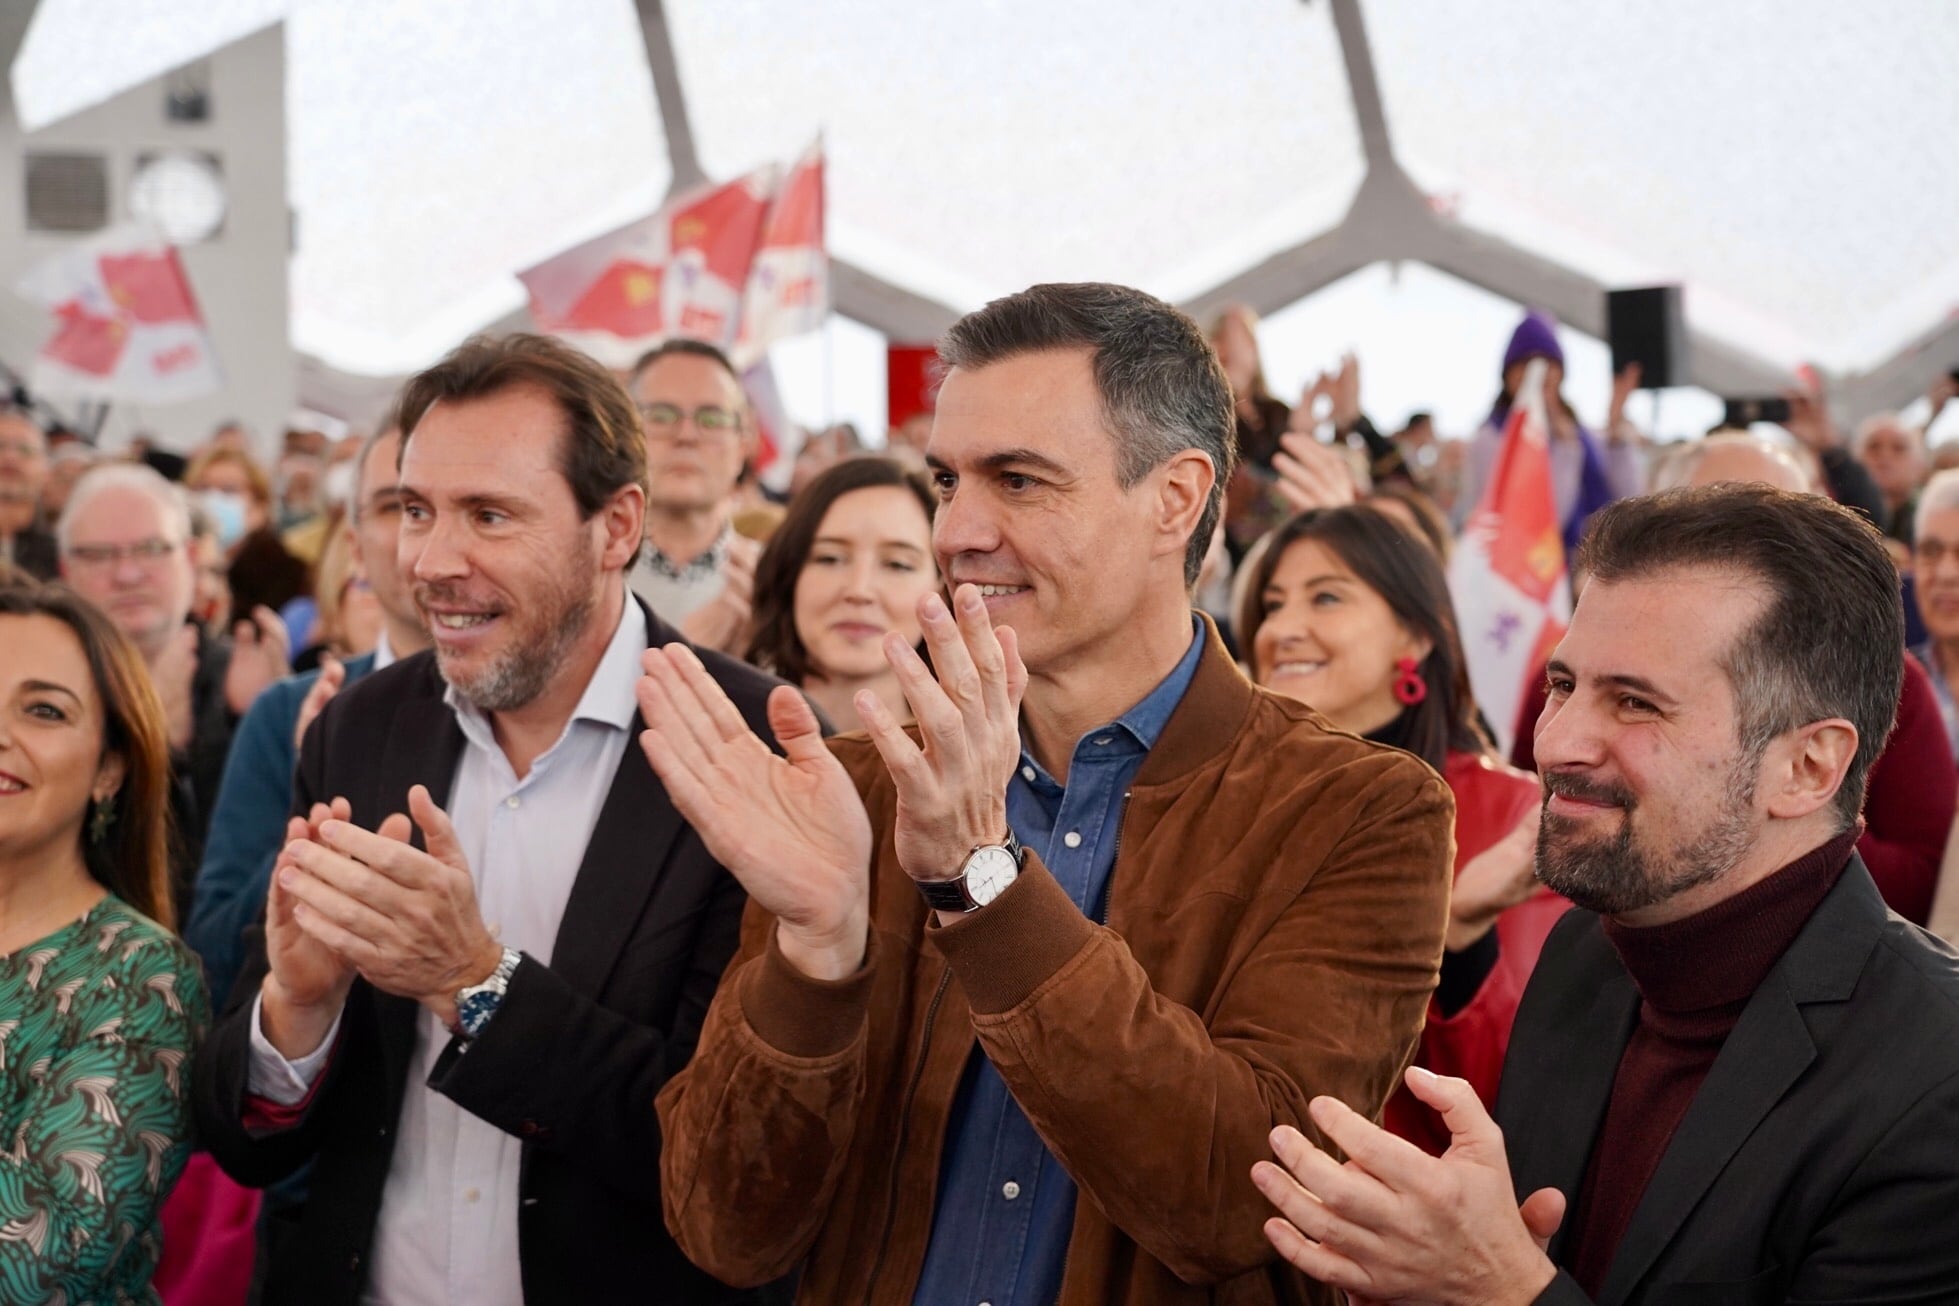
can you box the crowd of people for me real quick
[0,283,1956,1305]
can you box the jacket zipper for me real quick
[863,964,954,1305]
[1054,789,1131,1305]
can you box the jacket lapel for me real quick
[545,602,687,996]
[1593,859,1884,1306]
[371,658,467,1095]
[1498,921,1639,1261]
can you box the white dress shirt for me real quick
[248,592,646,1305]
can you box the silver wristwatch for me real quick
[454,947,521,1039]
[915,832,1025,913]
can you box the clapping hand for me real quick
[1273,432,1361,514]
[277,785,502,1028]
[852,586,1028,896]
[226,605,292,715]
[638,647,874,980]
[1253,1068,1562,1305]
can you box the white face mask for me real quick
[201,488,249,547]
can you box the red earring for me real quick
[1393,656,1428,706]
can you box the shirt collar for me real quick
[372,628,396,671]
[1020,614,1205,780]
[444,587,646,752]
[641,522,731,582]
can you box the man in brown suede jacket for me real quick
[636,283,1454,1306]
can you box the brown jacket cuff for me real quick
[739,927,876,1058]
[929,855,1097,1015]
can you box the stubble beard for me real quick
[430,553,601,714]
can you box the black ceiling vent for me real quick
[24,152,110,233]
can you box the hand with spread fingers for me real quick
[276,784,504,1029]
[1251,1067,1563,1306]
[855,585,1027,890]
[637,644,874,981]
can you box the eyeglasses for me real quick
[65,538,182,568]
[637,402,742,436]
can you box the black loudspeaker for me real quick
[1606,285,1688,389]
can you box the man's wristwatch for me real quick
[915,832,1025,914]
[453,947,521,1040]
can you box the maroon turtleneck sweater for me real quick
[1564,825,1861,1295]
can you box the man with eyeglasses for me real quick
[57,462,291,910]
[625,340,763,654]
[0,407,57,580]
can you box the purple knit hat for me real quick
[1502,311,1564,372]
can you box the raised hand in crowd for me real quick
[1605,361,1643,445]
[1444,806,1541,953]
[1784,368,1842,453]
[1272,430,1360,514]
[291,650,344,754]
[638,643,874,980]
[677,530,760,654]
[154,622,200,751]
[1930,371,1958,416]
[1254,1069,1564,1304]
[225,603,292,715]
[275,784,501,1029]
[260,798,359,1059]
[1329,351,1363,433]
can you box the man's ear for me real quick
[1155,450,1217,564]
[598,483,647,571]
[1761,718,1859,821]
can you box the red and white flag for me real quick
[1448,359,1571,756]
[733,139,826,370]
[520,166,778,367]
[14,225,222,403]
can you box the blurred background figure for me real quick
[1210,304,1295,559]
[1911,468,1959,760]
[184,446,311,624]
[626,339,764,653]
[39,439,98,527]
[744,455,938,729]
[1854,412,1928,552]
[0,580,212,1305]
[1235,504,1565,1152]
[57,464,290,911]
[1456,311,1645,551]
[0,406,55,580]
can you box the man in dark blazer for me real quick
[1250,485,1959,1304]
[193,333,784,1305]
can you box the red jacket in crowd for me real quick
[1384,751,1572,1154]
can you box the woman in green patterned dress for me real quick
[0,582,209,1304]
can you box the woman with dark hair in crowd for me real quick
[0,581,210,1302]
[1235,506,1567,1154]
[744,456,940,729]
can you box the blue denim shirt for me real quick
[911,618,1205,1306]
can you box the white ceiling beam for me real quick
[634,0,706,198]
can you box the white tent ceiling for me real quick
[13,0,1959,435]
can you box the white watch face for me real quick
[964,845,1019,907]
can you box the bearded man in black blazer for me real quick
[193,334,783,1305]
[1250,486,1959,1305]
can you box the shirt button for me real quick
[1021,765,1036,782]
[1063,831,1082,849]
[1001,1180,1021,1200]
[464,1187,481,1204]
[504,795,520,809]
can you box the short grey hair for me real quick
[1916,468,1959,537]
[57,462,193,553]
[1854,411,1922,457]
[937,282,1236,587]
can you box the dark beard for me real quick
[1534,761,1759,916]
